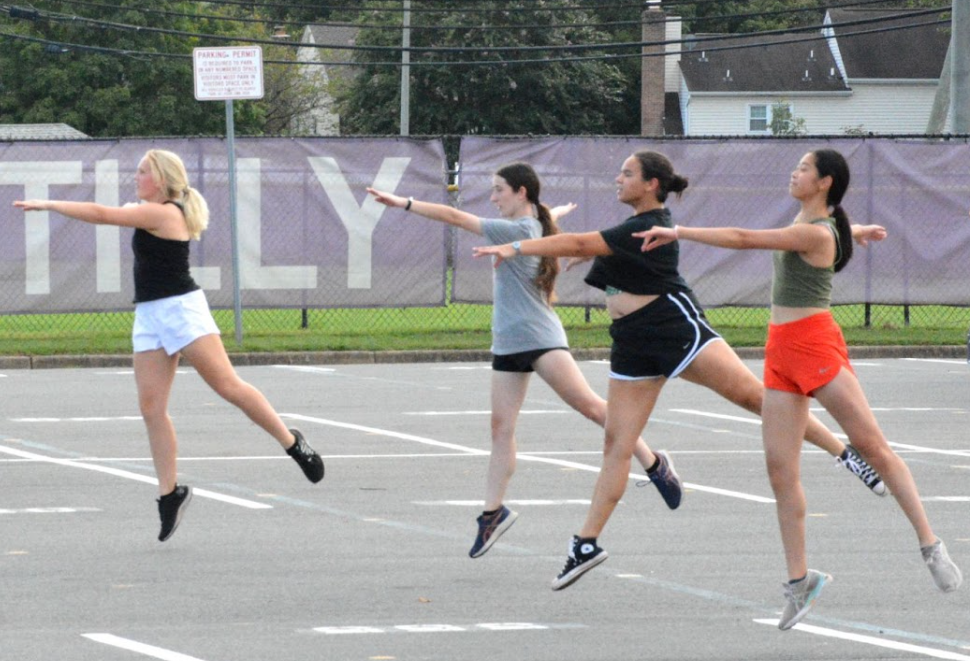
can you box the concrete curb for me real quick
[2,345,964,369]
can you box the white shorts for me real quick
[132,289,220,355]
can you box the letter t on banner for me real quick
[192,46,265,344]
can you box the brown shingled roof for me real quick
[680,34,849,93]
[825,9,948,79]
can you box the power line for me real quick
[5,4,948,56]
[0,14,948,69]
[29,0,932,34]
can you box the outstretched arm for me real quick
[13,200,171,232]
[473,231,609,267]
[366,187,483,235]
[851,224,887,247]
[634,223,830,254]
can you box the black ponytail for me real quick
[812,149,853,272]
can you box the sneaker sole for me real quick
[778,572,832,631]
[871,481,888,497]
[158,487,193,542]
[551,551,608,591]
[469,511,518,559]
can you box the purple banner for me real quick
[455,137,970,308]
[0,138,448,313]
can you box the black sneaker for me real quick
[836,445,887,497]
[157,484,193,542]
[551,535,608,591]
[287,428,324,483]
[468,505,518,558]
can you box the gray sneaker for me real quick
[778,569,832,630]
[922,539,963,593]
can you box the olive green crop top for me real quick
[770,218,840,308]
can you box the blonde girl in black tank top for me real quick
[636,149,961,628]
[14,149,325,542]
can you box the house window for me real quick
[748,105,769,133]
[748,102,795,134]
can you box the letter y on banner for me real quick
[309,156,410,289]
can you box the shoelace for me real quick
[839,453,880,486]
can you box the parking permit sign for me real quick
[192,46,264,101]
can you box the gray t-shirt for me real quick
[480,217,569,355]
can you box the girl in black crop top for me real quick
[14,148,324,542]
[474,150,885,591]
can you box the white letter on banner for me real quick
[237,158,316,289]
[95,160,121,293]
[308,156,410,289]
[0,161,82,295]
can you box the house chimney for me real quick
[640,1,666,136]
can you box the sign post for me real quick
[192,46,264,344]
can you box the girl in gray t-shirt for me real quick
[367,162,682,560]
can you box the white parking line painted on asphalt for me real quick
[82,634,209,661]
[413,499,593,506]
[11,416,143,422]
[282,413,775,503]
[904,358,967,366]
[403,410,568,416]
[0,507,101,514]
[752,619,970,660]
[0,445,271,509]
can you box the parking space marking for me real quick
[0,445,271,509]
[282,413,775,503]
[82,634,208,661]
[752,619,970,660]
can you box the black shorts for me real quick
[492,347,568,373]
[609,291,722,379]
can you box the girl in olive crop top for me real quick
[14,149,325,543]
[474,150,886,593]
[636,148,960,627]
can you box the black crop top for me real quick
[132,201,200,303]
[584,208,691,296]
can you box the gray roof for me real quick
[304,25,359,62]
[825,9,948,79]
[680,35,849,93]
[0,123,89,140]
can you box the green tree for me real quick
[0,1,320,136]
[334,0,631,135]
[769,101,807,136]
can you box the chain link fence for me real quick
[0,135,967,351]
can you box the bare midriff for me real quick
[770,304,829,325]
[605,289,660,320]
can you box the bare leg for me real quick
[179,334,294,448]
[578,377,665,538]
[133,348,181,496]
[813,370,935,546]
[762,388,812,580]
[680,340,846,457]
[485,370,530,511]
[533,350,657,470]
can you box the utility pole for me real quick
[952,0,970,132]
[400,0,411,136]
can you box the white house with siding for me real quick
[675,9,950,136]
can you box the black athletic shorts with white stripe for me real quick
[608,291,722,380]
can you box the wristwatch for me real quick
[511,241,522,255]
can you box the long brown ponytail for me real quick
[495,162,561,305]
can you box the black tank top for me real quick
[132,201,200,303]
